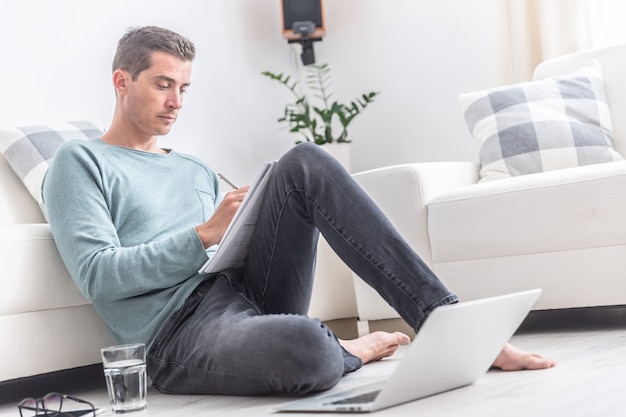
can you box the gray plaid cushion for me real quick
[459,61,622,182]
[0,121,103,206]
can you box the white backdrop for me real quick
[0,0,501,183]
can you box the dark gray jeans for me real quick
[146,143,457,396]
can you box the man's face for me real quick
[123,51,192,138]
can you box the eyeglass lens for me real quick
[43,392,64,412]
[17,397,38,415]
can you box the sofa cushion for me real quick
[459,61,622,182]
[0,121,103,207]
[427,160,626,263]
[0,224,90,316]
[0,153,46,225]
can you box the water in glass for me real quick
[104,359,147,413]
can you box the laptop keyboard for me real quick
[327,390,381,405]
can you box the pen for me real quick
[218,172,240,189]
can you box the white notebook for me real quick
[199,161,277,274]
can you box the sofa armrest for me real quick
[350,161,479,321]
[352,161,479,266]
[308,236,358,323]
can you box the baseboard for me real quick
[323,317,360,339]
[366,318,416,339]
[0,364,105,406]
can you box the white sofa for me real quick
[351,43,626,324]
[0,154,116,383]
[0,126,358,384]
[6,43,625,383]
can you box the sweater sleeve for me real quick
[42,141,210,304]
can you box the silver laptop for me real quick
[276,288,542,413]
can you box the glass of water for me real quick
[101,343,147,414]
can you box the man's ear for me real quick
[112,69,130,94]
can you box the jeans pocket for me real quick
[149,280,212,358]
[218,268,263,314]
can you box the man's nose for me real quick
[168,91,183,109]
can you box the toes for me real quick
[339,331,412,365]
[395,332,411,345]
[525,353,556,370]
[493,344,555,371]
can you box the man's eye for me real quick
[158,84,168,90]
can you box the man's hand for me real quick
[195,186,250,248]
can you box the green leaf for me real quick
[262,63,379,144]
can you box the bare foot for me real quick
[339,331,411,364]
[492,343,556,371]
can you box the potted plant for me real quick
[261,64,379,146]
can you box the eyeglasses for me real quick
[17,392,96,417]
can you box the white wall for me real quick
[322,1,499,172]
[0,0,499,183]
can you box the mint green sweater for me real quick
[42,139,221,347]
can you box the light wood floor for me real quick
[1,307,625,417]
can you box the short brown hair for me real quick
[112,26,196,80]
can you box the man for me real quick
[42,26,554,396]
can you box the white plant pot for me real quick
[320,142,351,173]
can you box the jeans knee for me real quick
[281,142,343,177]
[276,318,345,394]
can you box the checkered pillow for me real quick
[0,121,103,206]
[459,60,622,182]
